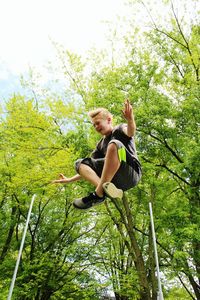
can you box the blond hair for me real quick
[88,108,112,119]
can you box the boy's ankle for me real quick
[95,191,104,198]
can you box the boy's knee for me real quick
[108,140,127,163]
[108,140,124,152]
[107,142,117,152]
[75,159,83,173]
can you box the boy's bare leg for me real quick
[95,143,120,197]
[77,143,120,197]
[73,143,121,209]
[78,164,101,187]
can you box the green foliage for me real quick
[165,286,192,300]
[1,1,199,299]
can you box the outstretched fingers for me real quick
[52,173,67,184]
[122,99,133,120]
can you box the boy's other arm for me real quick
[52,173,82,184]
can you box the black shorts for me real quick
[75,140,142,191]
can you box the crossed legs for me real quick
[78,142,120,197]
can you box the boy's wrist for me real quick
[127,116,134,123]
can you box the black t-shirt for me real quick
[91,124,139,165]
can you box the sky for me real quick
[0,0,130,99]
[0,0,198,100]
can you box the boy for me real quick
[53,100,142,209]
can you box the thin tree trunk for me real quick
[0,205,17,263]
[122,194,151,300]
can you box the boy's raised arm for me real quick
[122,99,136,137]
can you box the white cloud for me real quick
[0,0,128,74]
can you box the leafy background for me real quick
[0,0,199,299]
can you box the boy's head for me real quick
[88,108,112,119]
[88,108,113,136]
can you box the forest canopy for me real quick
[0,1,199,299]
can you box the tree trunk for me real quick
[0,205,17,263]
[122,194,151,300]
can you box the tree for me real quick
[1,1,199,299]
[0,96,108,299]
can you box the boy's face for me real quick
[92,113,112,136]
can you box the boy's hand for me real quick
[122,99,133,121]
[52,173,70,184]
[122,99,136,137]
